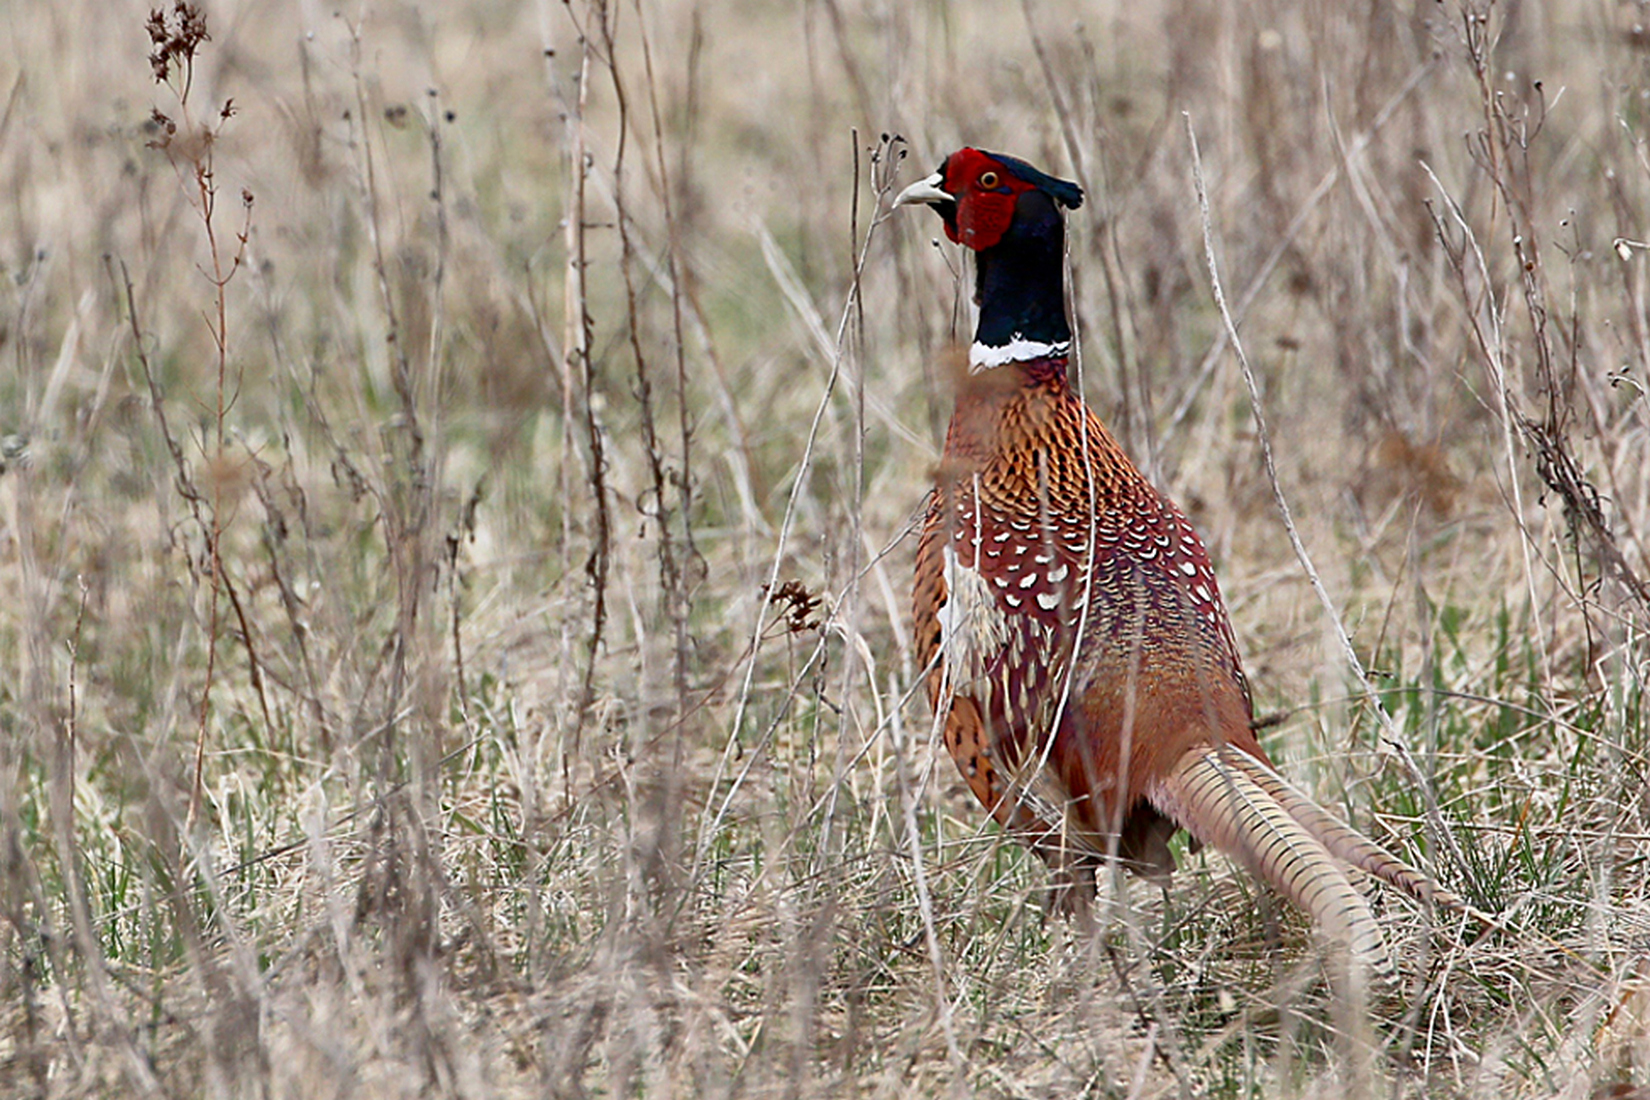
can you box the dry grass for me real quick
[1,0,1647,1096]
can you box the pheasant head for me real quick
[896,148,1084,369]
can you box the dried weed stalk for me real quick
[1449,0,1650,629]
[142,1,270,824]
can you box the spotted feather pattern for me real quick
[915,354,1467,945]
[914,357,1263,874]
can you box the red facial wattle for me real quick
[939,148,1036,251]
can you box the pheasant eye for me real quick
[979,171,999,189]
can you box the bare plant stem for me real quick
[567,4,609,756]
[1185,113,1471,881]
[1459,3,1650,624]
[694,139,903,873]
[189,153,229,828]
[632,0,701,713]
[146,21,271,826]
[595,0,690,716]
[129,105,269,826]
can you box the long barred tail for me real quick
[1214,747,1485,915]
[1148,745,1394,984]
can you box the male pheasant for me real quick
[897,148,1462,973]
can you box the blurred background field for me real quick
[0,0,1647,1095]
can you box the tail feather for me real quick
[1217,748,1472,913]
[1149,745,1392,982]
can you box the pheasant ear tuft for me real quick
[981,151,1084,210]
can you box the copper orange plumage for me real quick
[898,148,1466,976]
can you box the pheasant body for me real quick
[914,357,1261,876]
[898,148,1465,973]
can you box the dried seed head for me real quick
[146,3,211,88]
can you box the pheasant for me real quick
[897,148,1464,974]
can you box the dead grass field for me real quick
[1,0,1648,1096]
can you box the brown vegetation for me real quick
[0,0,1646,1096]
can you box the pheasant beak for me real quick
[895,171,952,208]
